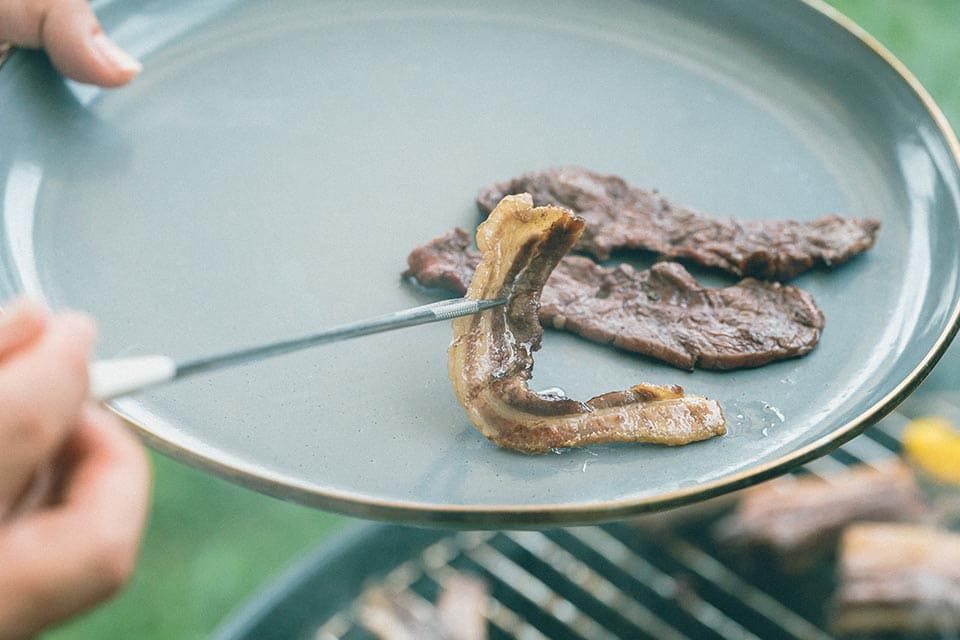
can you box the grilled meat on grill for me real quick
[832,523,960,635]
[359,572,489,640]
[715,462,925,571]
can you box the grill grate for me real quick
[311,415,913,640]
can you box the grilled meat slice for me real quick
[402,227,475,294]
[542,258,822,370]
[404,228,482,294]
[448,194,725,453]
[406,230,824,370]
[715,462,925,571]
[477,166,880,279]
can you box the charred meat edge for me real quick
[477,166,881,280]
[449,193,725,453]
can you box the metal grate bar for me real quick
[801,454,849,477]
[313,613,352,640]
[566,527,763,640]
[381,557,426,590]
[834,431,899,466]
[422,532,492,570]
[314,534,501,640]
[308,412,923,640]
[424,557,550,640]
[900,391,960,423]
[804,414,906,479]
[462,533,619,639]
[485,598,553,640]
[422,530,546,637]
[868,413,909,444]
[665,538,834,640]
[506,531,690,640]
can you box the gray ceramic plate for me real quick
[1,0,958,527]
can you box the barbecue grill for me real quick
[213,405,959,640]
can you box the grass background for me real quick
[46,1,960,638]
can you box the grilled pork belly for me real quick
[448,194,725,453]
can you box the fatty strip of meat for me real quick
[406,228,824,370]
[448,193,725,453]
[477,166,881,280]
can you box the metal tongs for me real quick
[89,297,507,400]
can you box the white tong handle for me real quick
[89,356,177,400]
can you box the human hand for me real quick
[0,300,150,640]
[0,0,141,87]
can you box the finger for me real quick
[0,312,95,507]
[0,0,141,87]
[0,298,48,362]
[0,405,150,638]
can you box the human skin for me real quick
[0,301,150,639]
[0,3,147,636]
[0,0,141,86]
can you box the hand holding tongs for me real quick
[89,297,506,400]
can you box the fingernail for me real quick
[91,32,143,75]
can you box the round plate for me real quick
[1,0,958,526]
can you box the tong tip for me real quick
[474,297,509,311]
[429,297,508,320]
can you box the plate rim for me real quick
[4,0,959,526]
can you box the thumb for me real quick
[0,0,141,87]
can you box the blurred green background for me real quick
[47,1,960,638]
